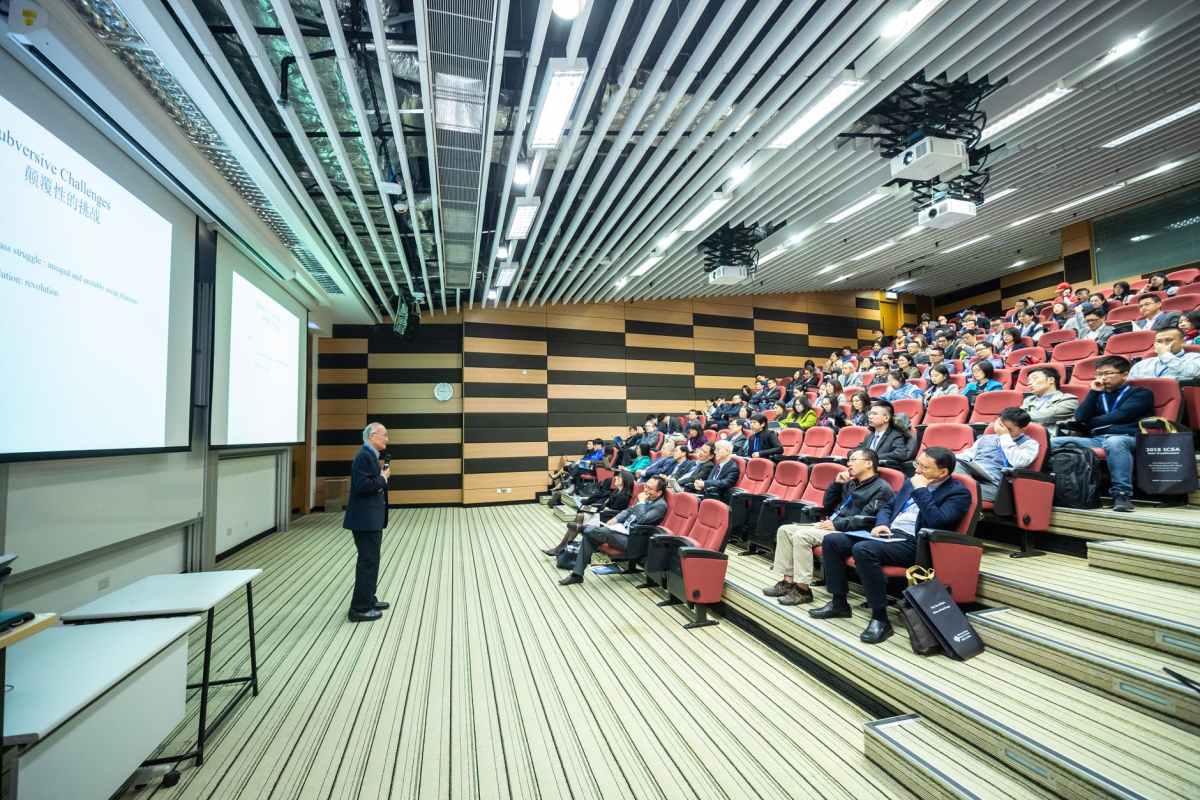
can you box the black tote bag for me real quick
[1135,420,1198,496]
[902,579,984,661]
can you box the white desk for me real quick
[4,619,195,800]
[60,569,262,772]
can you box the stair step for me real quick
[1087,539,1200,587]
[970,606,1200,727]
[977,551,1200,662]
[721,551,1200,800]
[1048,505,1200,545]
[864,715,1056,800]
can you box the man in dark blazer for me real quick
[811,446,972,644]
[343,422,391,622]
[560,475,669,585]
[693,439,740,499]
[739,414,782,458]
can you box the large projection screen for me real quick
[0,66,195,462]
[210,234,307,447]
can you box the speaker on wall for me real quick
[1064,250,1092,284]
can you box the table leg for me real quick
[195,609,214,767]
[245,583,259,696]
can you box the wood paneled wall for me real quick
[314,290,919,506]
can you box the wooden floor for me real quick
[123,505,914,800]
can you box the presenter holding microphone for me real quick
[344,422,391,622]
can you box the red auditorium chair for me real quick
[830,426,869,459]
[878,467,905,493]
[725,458,776,544]
[1129,378,1183,422]
[985,423,1055,556]
[1130,278,1149,292]
[1015,363,1067,393]
[892,398,924,425]
[925,395,969,425]
[1038,329,1076,351]
[1168,267,1199,284]
[918,423,976,455]
[907,378,928,390]
[1059,383,1091,404]
[743,460,810,555]
[703,429,717,444]
[867,383,888,398]
[778,427,804,457]
[588,445,622,485]
[763,408,779,422]
[798,426,834,459]
[1175,283,1200,297]
[622,490,699,581]
[797,462,843,506]
[1053,338,1099,367]
[969,391,1023,425]
[1163,294,1200,314]
[948,373,967,390]
[1068,356,1103,387]
[992,367,1016,389]
[645,499,731,628]
[1105,331,1156,360]
[717,429,730,440]
[1184,385,1200,429]
[1105,304,1143,324]
[1005,347,1046,368]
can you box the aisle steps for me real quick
[1087,539,1200,588]
[863,715,1056,800]
[1044,505,1200,546]
[976,550,1200,662]
[969,606,1200,727]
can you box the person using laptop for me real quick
[811,447,972,644]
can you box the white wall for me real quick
[215,455,277,556]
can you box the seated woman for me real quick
[1145,272,1178,297]
[683,423,707,453]
[998,326,1023,359]
[779,396,819,429]
[848,390,871,427]
[626,444,652,474]
[923,364,959,404]
[767,401,788,428]
[1181,310,1200,345]
[1047,300,1072,331]
[881,370,924,402]
[542,470,633,556]
[963,360,1004,402]
[819,378,845,406]
[893,353,921,380]
[1110,280,1132,305]
[816,396,845,430]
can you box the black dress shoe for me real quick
[372,601,390,610]
[348,609,383,622]
[809,600,853,619]
[559,574,583,586]
[860,618,894,644]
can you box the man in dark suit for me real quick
[560,475,669,585]
[343,422,391,622]
[739,414,782,458]
[811,446,972,644]
[693,439,740,499]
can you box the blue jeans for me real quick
[1053,434,1136,496]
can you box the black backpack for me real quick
[1047,443,1101,509]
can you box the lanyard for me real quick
[1155,358,1173,378]
[1100,386,1129,414]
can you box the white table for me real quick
[4,619,195,800]
[60,569,262,774]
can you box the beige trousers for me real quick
[771,523,829,585]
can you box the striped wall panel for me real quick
[315,314,464,506]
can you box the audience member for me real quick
[1128,327,1200,379]
[1131,293,1180,332]
[1015,309,1044,343]
[692,439,740,498]
[668,442,712,491]
[1052,355,1153,512]
[626,445,652,474]
[683,423,707,453]
[882,370,923,402]
[838,360,862,389]
[739,414,783,459]
[621,420,658,465]
[1079,307,1114,349]
[816,396,845,430]
[955,408,1039,501]
[637,437,681,480]
[893,354,920,380]
[542,471,633,556]
[998,326,1023,357]
[1181,311,1200,345]
[1047,301,1072,330]
[924,364,959,403]
[1146,272,1178,297]
[848,392,871,427]
[862,401,912,464]
[924,346,955,375]
[1020,367,1078,435]
[1110,280,1133,305]
[762,448,894,606]
[963,360,1004,401]
[811,447,972,644]
[658,413,683,435]
[972,341,1003,369]
[780,396,818,429]
[559,476,669,585]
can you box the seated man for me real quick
[1131,293,1181,332]
[1021,367,1078,435]
[668,442,712,491]
[621,420,659,465]
[811,447,972,644]
[636,436,681,480]
[563,438,606,482]
[691,439,740,499]
[762,448,894,606]
[1078,307,1114,349]
[955,408,1039,501]
[559,476,669,585]
[1052,355,1154,512]
[971,341,1003,369]
[1128,327,1200,379]
[738,414,783,459]
[862,401,913,465]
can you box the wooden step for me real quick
[970,607,1200,727]
[977,550,1200,662]
[722,551,1200,799]
[1046,505,1200,546]
[864,715,1056,800]
[1087,540,1200,587]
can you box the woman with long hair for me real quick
[849,391,871,426]
[999,326,1022,357]
[779,396,818,429]
[816,395,845,430]
[963,360,1003,401]
[924,363,959,404]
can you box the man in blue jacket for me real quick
[811,447,972,644]
[343,422,391,622]
[1051,355,1154,512]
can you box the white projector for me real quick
[890,136,968,181]
[707,265,748,285]
[917,197,977,229]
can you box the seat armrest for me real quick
[917,528,985,548]
[1002,468,1054,483]
[678,547,728,561]
[650,533,700,549]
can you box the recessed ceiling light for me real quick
[496,244,509,259]
[486,289,499,301]
[981,187,1018,205]
[495,262,518,287]
[897,225,924,239]
[1128,161,1183,183]
[657,231,680,250]
[1049,182,1126,214]
[681,192,732,232]
[631,256,661,276]
[1009,259,1028,269]
[530,59,588,149]
[889,278,912,289]
[551,0,584,22]
[826,191,887,224]
[880,0,944,39]
[1167,215,1200,230]
[851,241,896,261]
[613,277,627,290]
[1129,234,1153,242]
[1100,34,1143,65]
[769,74,866,149]
[817,263,842,274]
[512,163,531,187]
[1102,101,1200,148]
[981,86,1073,141]
[506,197,541,239]
[730,162,754,186]
[1008,213,1043,228]
[942,234,991,253]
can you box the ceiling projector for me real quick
[917,197,976,229]
[890,136,969,182]
[707,265,748,285]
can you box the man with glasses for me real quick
[1129,328,1200,380]
[1052,355,1153,512]
[763,448,894,606]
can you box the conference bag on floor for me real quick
[1135,419,1198,496]
[902,578,984,661]
[897,567,941,656]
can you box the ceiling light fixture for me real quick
[889,278,913,289]
[1009,259,1028,269]
[495,262,519,287]
[1008,213,1043,228]
[1167,215,1200,230]
[851,241,896,261]
[529,58,588,149]
[897,224,924,239]
[881,0,944,39]
[1103,101,1200,148]
[631,256,662,277]
[981,187,1018,205]
[1128,161,1183,183]
[1049,182,1126,214]
[826,191,886,224]
[496,245,509,259]
[832,271,856,283]
[486,289,499,301]
[1129,234,1153,242]
[758,247,787,266]
[657,231,680,250]
[551,0,584,20]
[769,73,866,149]
[506,197,541,239]
[613,277,628,290]
[817,263,842,275]
[1099,34,1144,66]
[981,85,1073,141]
[681,191,732,232]
[512,162,531,187]
[942,234,991,253]
[730,162,754,186]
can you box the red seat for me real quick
[735,457,775,494]
[907,378,929,390]
[1038,329,1077,350]
[1105,331,1156,360]
[984,423,1055,534]
[992,367,1016,389]
[892,398,924,425]
[798,426,834,458]
[1129,378,1183,422]
[1184,385,1200,429]
[671,499,733,627]
[1176,283,1200,297]
[1015,363,1068,392]
[798,462,843,505]
[867,383,888,398]
[778,427,804,457]
[1163,294,1200,314]
[1069,356,1103,385]
[763,409,778,422]
[703,429,717,443]
[878,467,905,493]
[598,487,696,564]
[925,395,969,425]
[830,426,869,458]
[969,391,1023,424]
[948,373,967,389]
[918,423,976,455]
[1106,304,1142,324]
[1168,267,1200,284]
[1059,383,1091,403]
[1052,338,1099,366]
[1130,278,1149,292]
[765,460,809,501]
[1005,347,1046,368]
